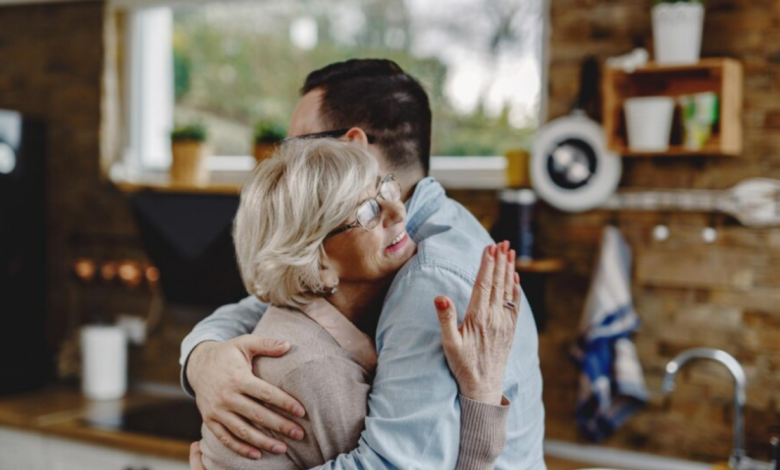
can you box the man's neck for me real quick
[396,171,424,203]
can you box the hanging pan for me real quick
[531,57,622,212]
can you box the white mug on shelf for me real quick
[624,96,675,152]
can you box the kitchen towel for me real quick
[570,225,648,442]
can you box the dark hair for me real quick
[301,59,432,175]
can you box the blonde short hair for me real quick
[233,138,378,308]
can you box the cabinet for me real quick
[0,426,189,470]
[0,427,48,470]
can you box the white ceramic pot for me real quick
[652,2,704,65]
[624,96,675,152]
[81,325,128,400]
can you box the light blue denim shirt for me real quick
[180,177,546,470]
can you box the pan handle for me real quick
[572,56,601,120]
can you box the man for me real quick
[181,59,545,469]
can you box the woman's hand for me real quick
[434,241,520,405]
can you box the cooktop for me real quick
[82,398,202,442]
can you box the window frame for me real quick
[113,0,550,190]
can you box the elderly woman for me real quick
[198,139,520,470]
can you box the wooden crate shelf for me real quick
[602,58,743,157]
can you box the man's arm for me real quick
[179,295,269,393]
[312,263,480,470]
[181,295,307,459]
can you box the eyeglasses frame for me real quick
[325,174,400,239]
[282,128,377,145]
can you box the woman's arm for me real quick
[436,241,520,470]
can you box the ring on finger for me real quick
[503,301,517,310]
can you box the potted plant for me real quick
[652,0,705,65]
[170,123,209,186]
[253,121,286,163]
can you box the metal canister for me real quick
[494,189,537,261]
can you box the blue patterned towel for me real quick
[570,226,648,442]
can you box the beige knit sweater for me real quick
[200,303,509,470]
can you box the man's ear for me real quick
[343,127,370,148]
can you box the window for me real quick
[124,0,546,174]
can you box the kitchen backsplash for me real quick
[542,0,780,461]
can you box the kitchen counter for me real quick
[0,386,193,461]
[0,386,602,468]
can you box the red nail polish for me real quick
[435,298,449,309]
[489,245,497,256]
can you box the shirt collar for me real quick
[404,177,445,242]
[299,299,377,372]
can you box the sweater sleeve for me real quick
[455,394,511,470]
[179,295,270,397]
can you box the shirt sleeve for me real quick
[179,295,270,396]
[309,263,478,470]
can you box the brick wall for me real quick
[542,0,780,461]
[0,1,151,378]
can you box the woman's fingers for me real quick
[435,296,460,349]
[489,241,509,315]
[503,249,516,304]
[469,245,496,315]
[511,276,521,319]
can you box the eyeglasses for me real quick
[326,174,402,239]
[282,128,377,145]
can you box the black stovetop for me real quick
[83,398,202,442]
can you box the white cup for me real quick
[624,96,675,152]
[81,325,128,400]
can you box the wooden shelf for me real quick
[515,258,565,274]
[602,58,743,157]
[113,179,241,195]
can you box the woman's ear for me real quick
[343,127,370,148]
[318,256,339,290]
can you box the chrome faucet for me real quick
[662,348,777,470]
[662,348,746,466]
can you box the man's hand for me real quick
[186,335,307,459]
[434,241,520,406]
[189,442,205,470]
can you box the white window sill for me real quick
[110,155,509,194]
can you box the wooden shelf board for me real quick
[113,180,241,195]
[615,144,740,158]
[622,58,739,74]
[515,258,565,274]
